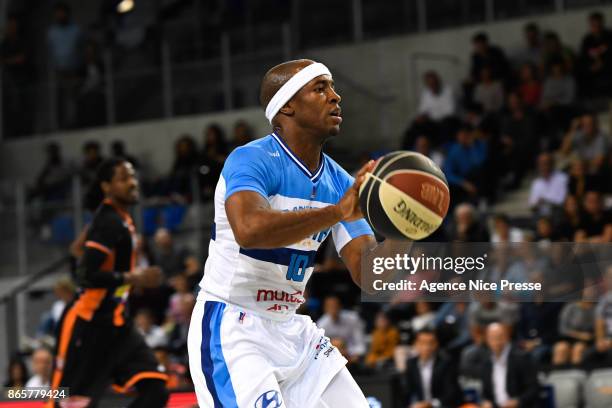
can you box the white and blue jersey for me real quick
[198,132,373,320]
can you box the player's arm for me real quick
[78,224,160,288]
[339,235,377,288]
[226,160,375,249]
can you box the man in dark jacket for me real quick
[480,323,539,408]
[405,329,463,408]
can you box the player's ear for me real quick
[279,102,295,117]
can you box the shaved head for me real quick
[259,59,315,109]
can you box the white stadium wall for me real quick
[1,5,611,183]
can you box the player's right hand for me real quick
[128,266,163,288]
[336,160,375,222]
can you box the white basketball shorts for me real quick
[187,298,348,408]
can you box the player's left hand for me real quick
[336,160,376,222]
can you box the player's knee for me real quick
[135,379,169,407]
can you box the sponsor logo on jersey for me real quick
[256,289,304,304]
[254,390,283,408]
[314,336,335,360]
[268,151,280,158]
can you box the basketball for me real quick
[359,151,450,240]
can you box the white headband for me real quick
[265,62,332,124]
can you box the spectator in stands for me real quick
[404,71,458,148]
[578,12,612,97]
[166,135,199,199]
[541,60,576,110]
[491,214,524,243]
[528,153,567,217]
[413,135,444,168]
[470,32,510,84]
[468,301,518,333]
[434,302,471,352]
[561,114,608,176]
[230,120,254,150]
[364,311,399,369]
[448,203,490,242]
[480,323,539,408]
[167,273,195,324]
[535,216,558,244]
[317,296,366,362]
[541,31,574,75]
[79,141,104,187]
[1,15,31,137]
[4,355,29,388]
[474,66,505,114]
[37,277,75,338]
[404,329,463,408]
[25,347,52,389]
[28,143,72,203]
[514,22,542,67]
[558,286,596,361]
[77,41,105,127]
[167,295,195,356]
[443,126,487,205]
[557,195,583,241]
[517,299,562,363]
[111,140,140,169]
[151,228,190,277]
[47,3,83,128]
[517,64,541,108]
[411,301,436,334]
[585,266,612,369]
[199,124,228,198]
[568,158,604,202]
[135,308,167,349]
[499,92,538,189]
[575,191,612,242]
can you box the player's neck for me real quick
[105,197,129,214]
[275,128,323,173]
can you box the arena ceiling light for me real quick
[117,0,134,14]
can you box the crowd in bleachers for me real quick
[4,9,612,408]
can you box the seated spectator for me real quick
[513,22,542,67]
[443,126,487,205]
[24,348,52,388]
[151,228,191,277]
[577,12,612,97]
[499,92,539,188]
[567,158,604,201]
[365,311,399,369]
[167,295,195,356]
[561,114,609,176]
[535,216,560,244]
[541,60,575,116]
[230,120,254,150]
[448,203,490,242]
[575,191,612,242]
[491,214,524,243]
[79,141,104,188]
[434,302,471,352]
[317,296,366,362]
[480,323,539,408]
[541,31,575,75]
[528,153,568,217]
[37,277,75,338]
[517,64,541,108]
[4,355,29,388]
[28,143,72,203]
[474,66,505,114]
[557,289,596,363]
[111,140,139,169]
[411,302,436,333]
[468,301,518,332]
[166,135,199,200]
[517,300,562,363]
[413,135,444,168]
[557,195,583,241]
[403,71,458,148]
[134,308,167,349]
[167,273,195,324]
[469,32,510,85]
[199,124,228,198]
[584,266,612,369]
[404,329,463,408]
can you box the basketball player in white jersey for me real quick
[187,59,378,408]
